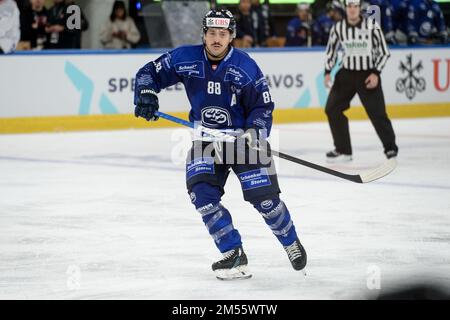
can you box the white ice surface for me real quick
[1,117,450,299]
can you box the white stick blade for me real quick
[360,158,397,183]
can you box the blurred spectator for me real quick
[251,0,276,44]
[285,2,312,47]
[311,0,331,18]
[45,0,88,49]
[15,0,32,50]
[45,0,68,48]
[407,0,448,45]
[0,0,20,54]
[64,0,88,49]
[235,0,257,47]
[364,0,396,44]
[29,0,48,49]
[100,0,140,49]
[312,0,344,46]
[391,0,410,45]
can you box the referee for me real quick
[323,0,398,162]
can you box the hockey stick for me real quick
[154,111,397,183]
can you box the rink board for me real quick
[0,46,449,133]
[1,103,450,134]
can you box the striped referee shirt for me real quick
[324,16,390,74]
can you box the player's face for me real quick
[204,28,233,57]
[346,4,360,20]
[298,9,309,21]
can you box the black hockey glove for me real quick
[135,88,159,121]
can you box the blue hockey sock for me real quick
[190,183,242,253]
[252,197,298,246]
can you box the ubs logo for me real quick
[396,54,426,100]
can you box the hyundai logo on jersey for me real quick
[201,107,232,127]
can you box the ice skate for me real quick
[284,239,307,274]
[212,247,252,280]
[326,150,353,163]
[385,150,398,159]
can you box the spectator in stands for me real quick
[285,2,312,47]
[312,0,344,46]
[0,0,20,54]
[235,0,257,47]
[64,0,89,49]
[29,0,49,50]
[100,0,141,49]
[364,0,396,44]
[251,0,276,44]
[390,0,410,45]
[45,0,88,49]
[407,0,448,44]
[15,0,33,50]
[45,0,67,48]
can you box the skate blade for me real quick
[215,265,252,281]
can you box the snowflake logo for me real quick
[396,54,426,100]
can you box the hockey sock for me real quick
[252,197,298,246]
[190,182,242,253]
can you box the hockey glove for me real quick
[135,88,159,121]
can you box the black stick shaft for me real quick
[272,150,363,183]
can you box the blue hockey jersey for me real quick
[312,14,335,46]
[407,0,448,41]
[134,45,274,136]
[390,0,410,34]
[285,17,310,47]
[366,0,395,36]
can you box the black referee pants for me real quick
[325,69,398,155]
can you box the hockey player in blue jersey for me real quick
[285,3,311,47]
[407,0,448,44]
[390,0,410,44]
[312,0,345,46]
[133,9,307,280]
[364,0,396,44]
